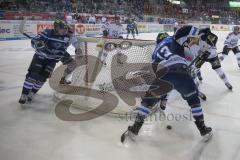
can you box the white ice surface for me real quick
[0,32,240,160]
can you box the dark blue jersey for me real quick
[127,23,135,30]
[152,37,188,67]
[31,29,71,62]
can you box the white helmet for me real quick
[174,25,200,47]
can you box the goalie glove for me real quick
[195,51,210,68]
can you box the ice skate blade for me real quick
[121,131,136,143]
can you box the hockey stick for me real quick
[217,45,240,55]
[19,19,32,39]
[188,53,202,68]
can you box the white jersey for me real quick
[187,40,217,60]
[107,23,124,38]
[174,22,179,28]
[101,21,110,31]
[88,16,96,24]
[66,15,77,25]
[224,32,240,48]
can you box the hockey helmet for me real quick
[199,27,218,46]
[233,26,239,33]
[174,25,200,47]
[54,19,68,34]
[199,27,211,41]
[156,32,169,44]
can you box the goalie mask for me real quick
[54,19,68,35]
[156,32,169,44]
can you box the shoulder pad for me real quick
[41,29,54,36]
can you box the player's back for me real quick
[152,37,187,67]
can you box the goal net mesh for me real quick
[53,37,157,117]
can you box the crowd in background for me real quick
[0,0,239,24]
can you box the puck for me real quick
[166,125,172,130]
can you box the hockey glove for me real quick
[33,40,46,49]
[195,51,210,68]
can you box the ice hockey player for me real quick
[101,19,110,38]
[19,20,76,104]
[107,19,124,39]
[99,19,124,65]
[133,19,138,36]
[121,26,213,143]
[191,28,233,90]
[174,20,179,33]
[154,32,207,111]
[126,19,137,39]
[219,26,240,69]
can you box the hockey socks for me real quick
[31,81,44,94]
[19,77,35,104]
[235,52,240,68]
[214,68,232,90]
[21,78,35,95]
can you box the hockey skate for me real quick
[59,76,71,85]
[121,121,143,143]
[18,94,28,104]
[198,91,207,101]
[159,98,167,110]
[219,56,224,61]
[225,82,233,90]
[197,75,203,81]
[27,92,35,102]
[195,121,213,142]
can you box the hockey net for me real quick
[53,37,157,117]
